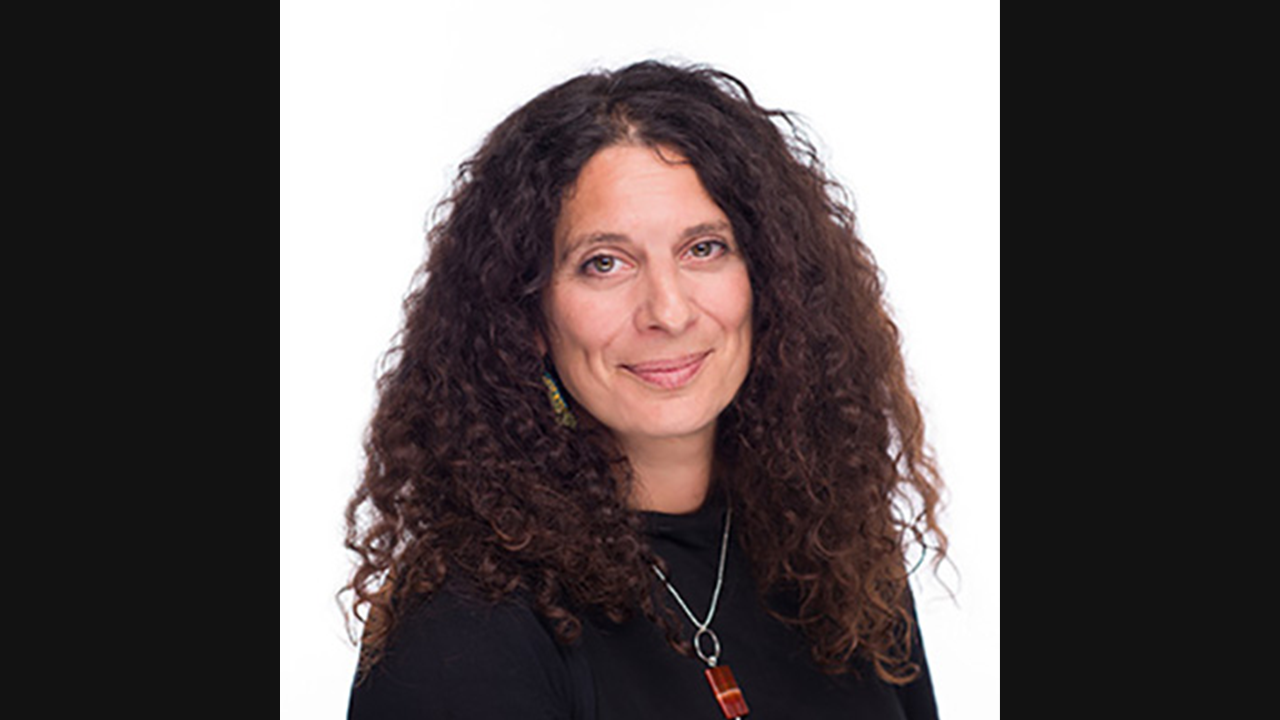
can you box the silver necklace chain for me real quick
[650,506,732,667]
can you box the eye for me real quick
[687,239,728,260]
[581,254,620,275]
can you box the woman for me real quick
[344,60,947,719]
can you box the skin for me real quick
[541,143,753,513]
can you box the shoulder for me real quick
[347,586,586,720]
[893,592,940,720]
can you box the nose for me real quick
[636,261,697,333]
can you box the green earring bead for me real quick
[541,371,577,428]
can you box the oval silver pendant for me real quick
[693,626,721,667]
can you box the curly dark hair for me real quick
[343,59,947,685]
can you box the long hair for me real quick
[343,60,947,684]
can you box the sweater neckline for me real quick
[640,490,728,550]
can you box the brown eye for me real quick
[583,255,618,274]
[688,240,726,259]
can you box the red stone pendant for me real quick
[704,665,749,718]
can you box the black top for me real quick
[348,495,939,719]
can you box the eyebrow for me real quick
[558,220,733,265]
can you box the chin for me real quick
[611,406,721,443]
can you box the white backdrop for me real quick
[281,1,999,717]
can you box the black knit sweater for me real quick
[348,494,939,719]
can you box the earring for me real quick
[541,370,578,428]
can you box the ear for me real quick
[534,330,547,357]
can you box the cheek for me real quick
[707,269,753,332]
[546,285,623,360]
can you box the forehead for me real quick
[555,144,729,248]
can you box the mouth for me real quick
[621,351,711,390]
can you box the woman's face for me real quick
[542,143,753,448]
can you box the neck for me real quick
[619,426,716,514]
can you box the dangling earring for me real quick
[541,370,577,428]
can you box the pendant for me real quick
[704,665,749,718]
[694,628,749,718]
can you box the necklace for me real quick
[650,506,750,719]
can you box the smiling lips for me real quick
[622,352,711,390]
